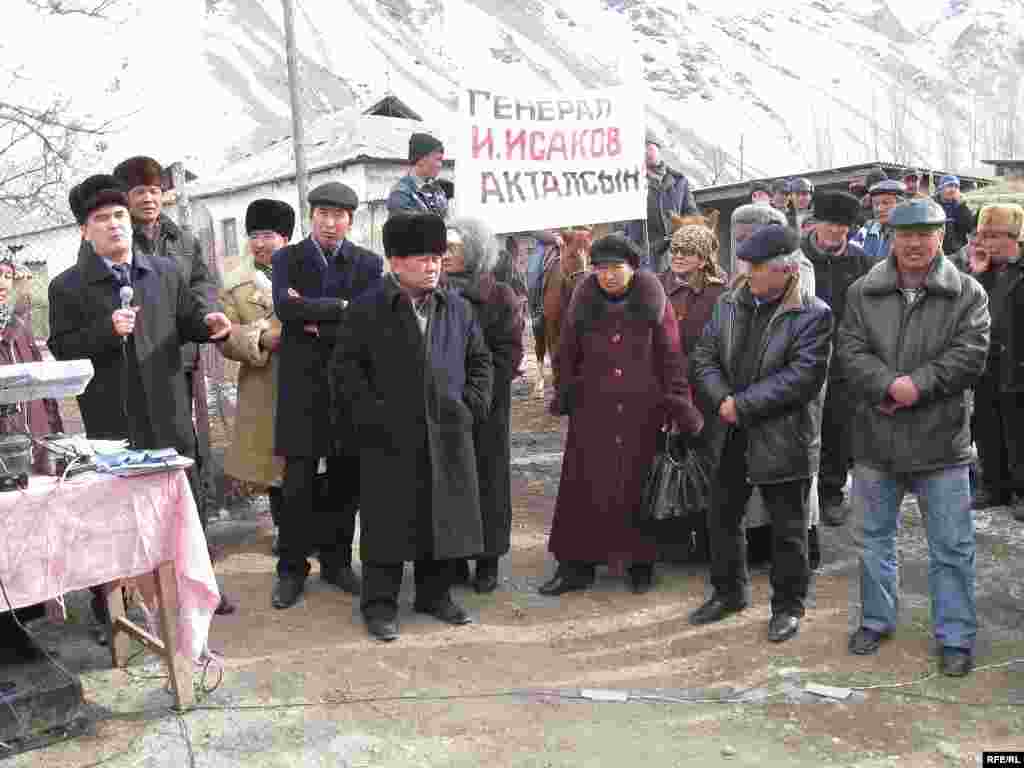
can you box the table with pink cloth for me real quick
[0,468,220,662]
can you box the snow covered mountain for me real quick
[13,0,1024,191]
[196,0,1024,185]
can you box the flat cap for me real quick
[308,182,358,210]
[383,212,447,258]
[888,198,947,228]
[868,179,907,197]
[813,191,862,227]
[750,180,771,195]
[736,224,799,264]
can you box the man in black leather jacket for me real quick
[691,225,832,643]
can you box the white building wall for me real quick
[0,224,81,280]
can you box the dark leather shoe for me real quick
[321,565,362,595]
[215,593,237,616]
[538,565,594,596]
[688,596,747,625]
[628,563,654,594]
[415,595,473,625]
[821,501,849,527]
[366,616,399,642]
[767,613,800,643]
[453,558,472,586]
[473,558,499,594]
[848,627,886,655]
[940,648,974,677]
[271,576,305,609]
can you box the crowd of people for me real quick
[1,127,1017,683]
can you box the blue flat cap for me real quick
[736,224,799,264]
[889,198,947,228]
[868,179,907,197]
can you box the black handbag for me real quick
[636,430,712,528]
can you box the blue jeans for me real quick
[853,464,977,650]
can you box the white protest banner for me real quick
[455,85,646,234]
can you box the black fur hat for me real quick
[813,191,862,227]
[409,132,444,164]
[71,174,129,225]
[590,233,642,269]
[383,213,447,258]
[112,156,163,190]
[245,199,296,239]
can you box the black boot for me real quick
[473,557,500,593]
[627,562,654,594]
[453,558,472,586]
[539,562,595,596]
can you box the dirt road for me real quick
[14,361,1024,767]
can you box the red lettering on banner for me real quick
[571,130,589,160]
[506,129,526,161]
[529,131,546,161]
[472,126,494,160]
[606,127,621,157]
[590,128,606,158]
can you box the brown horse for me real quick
[532,228,592,395]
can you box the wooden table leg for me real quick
[153,561,195,711]
[105,582,132,668]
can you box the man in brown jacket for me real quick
[219,199,294,552]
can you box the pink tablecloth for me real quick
[0,469,219,661]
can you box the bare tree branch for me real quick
[23,0,119,18]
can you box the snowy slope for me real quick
[9,0,1024,194]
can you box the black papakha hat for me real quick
[409,132,444,164]
[813,191,862,227]
[72,174,129,225]
[308,182,358,211]
[245,199,296,240]
[589,233,641,269]
[735,224,799,264]
[383,212,447,258]
[113,156,163,191]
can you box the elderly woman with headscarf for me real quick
[541,234,704,596]
[659,224,729,356]
[441,217,525,593]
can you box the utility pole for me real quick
[283,0,309,235]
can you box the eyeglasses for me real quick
[669,246,701,256]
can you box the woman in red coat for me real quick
[542,234,704,595]
[658,224,728,356]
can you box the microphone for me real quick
[119,285,133,345]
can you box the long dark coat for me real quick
[442,272,525,557]
[272,237,383,457]
[48,242,214,454]
[332,277,494,562]
[549,271,704,564]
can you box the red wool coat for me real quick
[548,271,704,564]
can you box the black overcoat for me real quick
[443,273,525,557]
[271,237,383,457]
[332,277,493,562]
[48,241,214,454]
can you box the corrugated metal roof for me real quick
[190,109,456,200]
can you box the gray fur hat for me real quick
[448,217,499,274]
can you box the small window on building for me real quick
[222,218,238,257]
